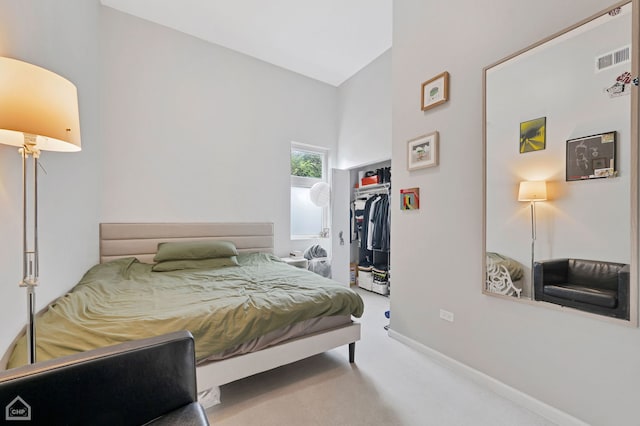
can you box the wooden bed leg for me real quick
[349,342,355,363]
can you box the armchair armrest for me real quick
[617,264,630,320]
[0,331,209,426]
[533,258,569,301]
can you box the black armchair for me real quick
[534,258,629,320]
[0,331,209,426]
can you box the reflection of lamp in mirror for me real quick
[518,181,547,292]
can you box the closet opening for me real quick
[349,161,391,297]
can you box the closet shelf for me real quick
[354,182,390,197]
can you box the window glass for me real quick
[290,186,323,236]
[291,149,323,178]
[290,144,327,238]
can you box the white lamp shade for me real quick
[309,182,331,207]
[0,57,81,152]
[518,181,547,201]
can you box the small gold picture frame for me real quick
[421,71,449,111]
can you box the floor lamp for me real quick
[0,57,81,364]
[518,181,547,297]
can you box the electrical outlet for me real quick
[439,309,454,322]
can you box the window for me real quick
[290,143,328,238]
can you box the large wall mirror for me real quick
[483,0,638,325]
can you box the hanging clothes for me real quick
[356,193,390,267]
[371,194,390,252]
[366,195,383,251]
[358,195,377,265]
[351,198,367,243]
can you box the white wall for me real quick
[391,1,640,425]
[0,0,102,364]
[99,7,338,257]
[337,49,392,169]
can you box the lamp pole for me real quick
[530,200,537,296]
[20,139,40,364]
[518,180,547,299]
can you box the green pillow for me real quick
[154,240,239,262]
[152,256,239,272]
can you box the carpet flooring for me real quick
[206,287,556,425]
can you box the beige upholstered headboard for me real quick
[99,222,274,264]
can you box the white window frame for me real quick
[290,142,329,239]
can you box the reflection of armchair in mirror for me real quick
[483,1,638,325]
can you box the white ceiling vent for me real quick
[596,45,631,72]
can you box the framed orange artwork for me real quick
[400,188,420,210]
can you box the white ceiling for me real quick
[100,0,392,86]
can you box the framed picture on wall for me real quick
[407,131,439,171]
[400,188,420,210]
[566,131,617,181]
[519,117,546,153]
[421,72,449,111]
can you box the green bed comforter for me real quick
[7,253,364,369]
[486,252,524,281]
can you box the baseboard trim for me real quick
[388,330,588,426]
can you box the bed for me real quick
[2,222,363,401]
[485,252,524,297]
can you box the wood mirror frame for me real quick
[482,0,639,326]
